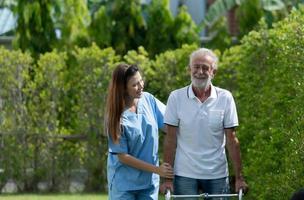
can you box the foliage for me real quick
[201,0,304,51]
[0,45,119,192]
[236,0,263,36]
[10,0,200,58]
[144,43,198,102]
[55,0,91,49]
[144,0,174,57]
[70,44,119,135]
[203,0,303,27]
[172,6,200,49]
[218,6,304,200]
[70,44,119,190]
[89,5,112,48]
[105,0,146,55]
[1,6,303,195]
[25,51,67,135]
[0,0,17,8]
[123,46,151,79]
[204,17,233,52]
[203,0,244,27]
[88,0,200,57]
[24,51,70,189]
[0,47,32,185]
[13,0,58,58]
[0,42,199,192]
[12,0,91,57]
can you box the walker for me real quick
[165,189,243,200]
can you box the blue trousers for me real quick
[109,183,159,200]
[174,175,230,200]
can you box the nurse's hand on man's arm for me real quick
[117,153,173,178]
[158,163,174,178]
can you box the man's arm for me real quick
[160,124,178,193]
[225,128,248,193]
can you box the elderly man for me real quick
[161,48,248,199]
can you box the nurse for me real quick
[105,64,174,200]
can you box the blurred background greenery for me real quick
[0,0,303,199]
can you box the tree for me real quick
[201,0,304,50]
[12,0,201,58]
[203,0,301,27]
[144,0,174,56]
[217,7,304,199]
[13,0,91,57]
[108,0,146,55]
[54,0,90,49]
[13,0,58,58]
[89,5,112,48]
[172,6,200,49]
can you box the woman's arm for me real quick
[117,153,174,179]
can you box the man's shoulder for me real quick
[170,85,189,96]
[214,86,233,98]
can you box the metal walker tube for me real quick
[165,189,243,200]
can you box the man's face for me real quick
[189,55,215,89]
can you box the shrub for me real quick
[219,7,304,200]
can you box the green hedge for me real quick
[0,7,303,196]
[0,43,197,192]
[218,7,304,200]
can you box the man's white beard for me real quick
[191,75,212,90]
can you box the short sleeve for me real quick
[164,92,179,126]
[108,128,129,154]
[224,92,239,128]
[153,97,166,129]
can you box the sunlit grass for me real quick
[0,194,107,200]
[0,193,166,200]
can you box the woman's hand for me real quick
[157,162,174,179]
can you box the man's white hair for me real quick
[189,48,218,70]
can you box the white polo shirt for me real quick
[164,84,238,179]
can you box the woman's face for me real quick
[126,71,144,99]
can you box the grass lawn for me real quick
[0,194,107,200]
[0,194,166,200]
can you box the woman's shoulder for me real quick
[141,92,155,101]
[142,91,152,97]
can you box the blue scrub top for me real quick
[107,92,165,191]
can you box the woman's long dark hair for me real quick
[105,64,139,143]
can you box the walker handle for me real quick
[166,188,243,199]
[239,188,243,200]
[165,189,171,200]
